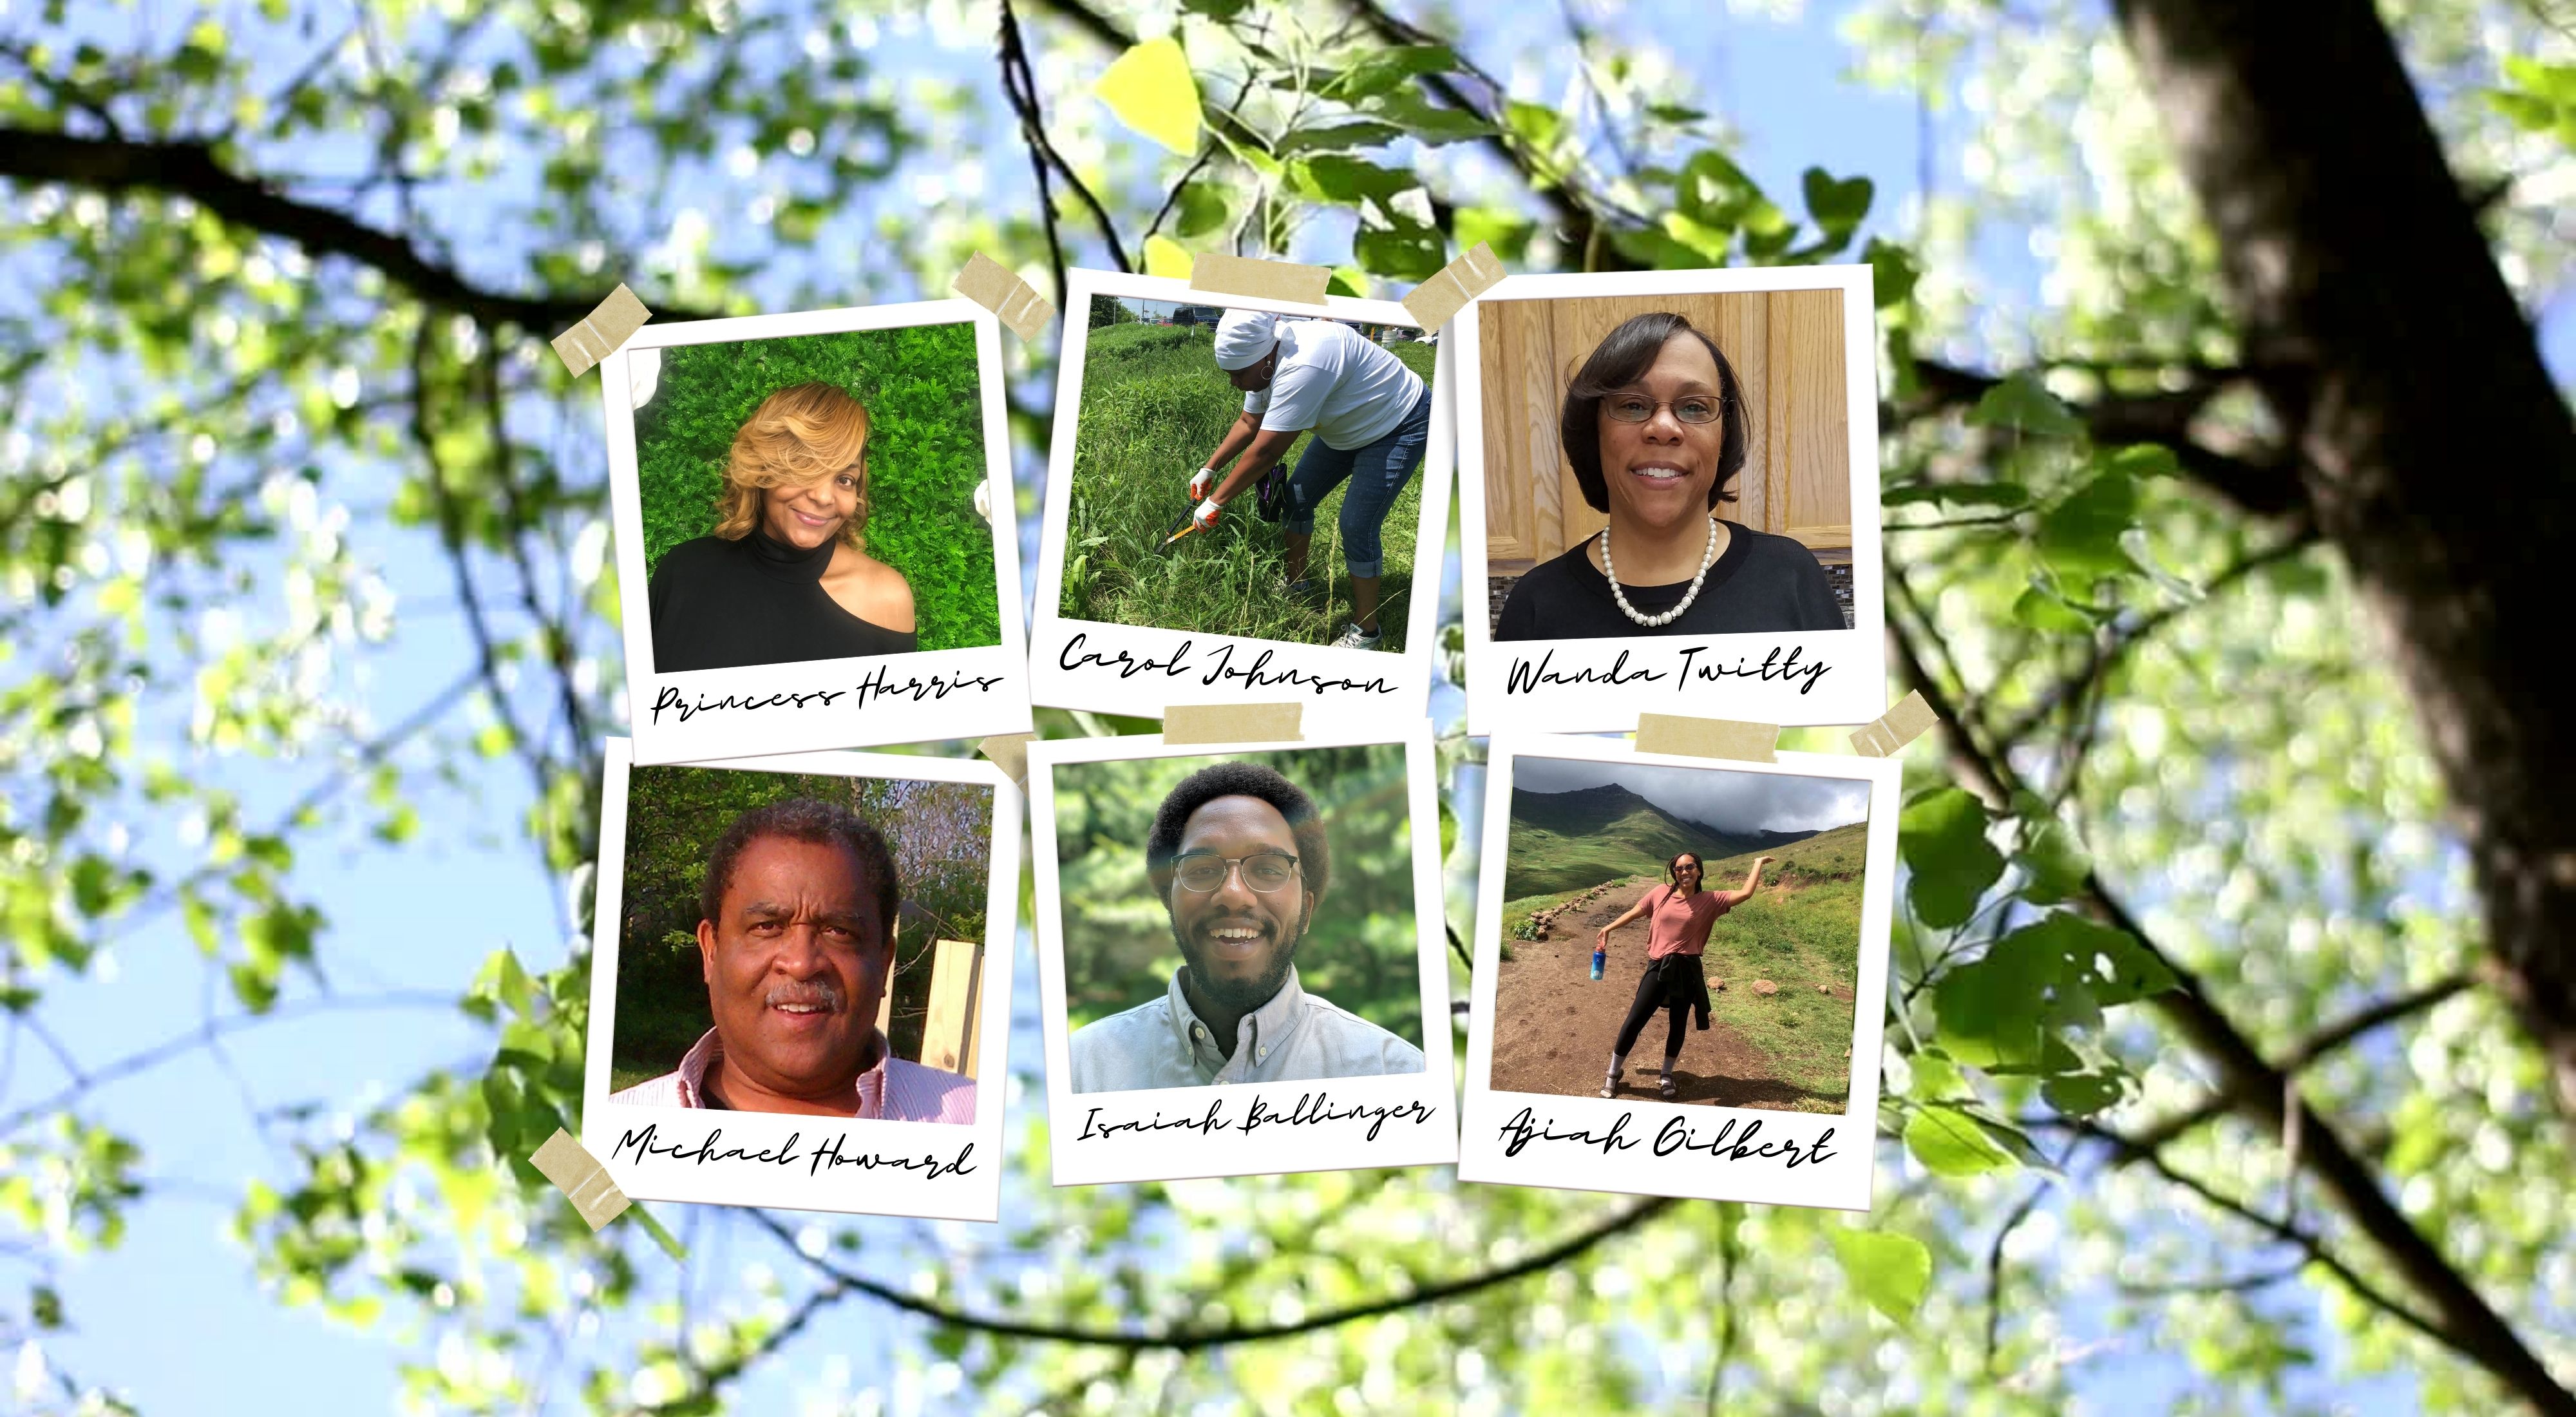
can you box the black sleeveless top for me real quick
[647,531,917,672]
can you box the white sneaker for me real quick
[1330,622,1383,651]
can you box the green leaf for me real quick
[2011,583,2096,634]
[1966,372,2082,438]
[1326,44,1457,100]
[1361,90,1497,144]
[1801,167,1873,247]
[1354,220,1446,281]
[2036,470,2141,581]
[2014,819,2090,905]
[1897,788,2003,930]
[1674,149,1765,232]
[1298,155,1414,204]
[1172,182,1229,239]
[1095,38,1202,155]
[2105,443,2180,479]
[1828,1228,1932,1327]
[1865,236,1919,310]
[2042,1070,2126,1116]
[1142,235,1194,280]
[1274,121,1408,155]
[1904,1104,2016,1175]
[1179,0,1253,17]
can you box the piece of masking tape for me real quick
[1400,242,1506,332]
[529,1127,631,1231]
[1164,703,1305,745]
[1848,690,1939,758]
[951,252,1056,342]
[1635,714,1778,763]
[1188,253,1332,307]
[978,732,1036,788]
[550,285,653,379]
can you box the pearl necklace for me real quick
[1600,516,1720,629]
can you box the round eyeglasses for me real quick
[1171,850,1302,893]
[1604,394,1723,425]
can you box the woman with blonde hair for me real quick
[649,382,918,671]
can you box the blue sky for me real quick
[19,1,2533,1412]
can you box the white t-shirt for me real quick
[1242,319,1425,451]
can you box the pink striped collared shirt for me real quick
[610,1028,976,1125]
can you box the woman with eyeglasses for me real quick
[1493,312,1844,640]
[1595,851,1773,1099]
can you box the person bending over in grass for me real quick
[1185,309,1430,651]
[1595,851,1772,1101]
[649,382,917,672]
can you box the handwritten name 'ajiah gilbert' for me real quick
[1501,645,1832,698]
[1057,634,1398,696]
[611,1123,977,1181]
[649,664,1007,723]
[1077,1092,1437,1144]
[1495,1107,1837,1168]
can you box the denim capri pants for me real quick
[1283,383,1432,579]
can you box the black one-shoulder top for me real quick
[647,530,917,672]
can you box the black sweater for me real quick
[1495,523,1846,641]
[647,531,916,672]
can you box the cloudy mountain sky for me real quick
[1511,756,1871,836]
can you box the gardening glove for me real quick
[1189,467,1216,500]
[1192,497,1224,531]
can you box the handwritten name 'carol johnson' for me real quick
[1056,633,1399,696]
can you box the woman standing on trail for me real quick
[1595,851,1772,1099]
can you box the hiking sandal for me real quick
[1600,1072,1623,1099]
[1658,1074,1678,1100]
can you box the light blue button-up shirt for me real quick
[1067,965,1425,1094]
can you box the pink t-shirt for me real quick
[1643,884,1730,959]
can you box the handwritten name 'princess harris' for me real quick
[1058,633,1398,696]
[1501,645,1832,698]
[648,663,1007,724]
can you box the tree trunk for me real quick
[2111,1,2576,1122]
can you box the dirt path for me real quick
[1488,880,1829,1110]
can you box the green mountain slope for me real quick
[1502,783,1831,899]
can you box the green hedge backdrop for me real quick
[1052,744,1425,1046]
[632,321,1001,652]
[611,765,996,1092]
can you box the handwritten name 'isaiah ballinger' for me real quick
[1501,645,1832,698]
[612,1123,977,1181]
[1057,633,1399,696]
[1077,1092,1438,1144]
[649,663,1008,723]
[1495,1107,1837,1169]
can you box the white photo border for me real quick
[1028,723,1461,1186]
[1027,269,1452,728]
[602,300,1034,765]
[1455,265,1888,734]
[1455,733,1899,1210]
[579,737,1023,1222]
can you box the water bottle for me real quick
[1590,946,1605,980]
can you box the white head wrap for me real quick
[1212,310,1280,371]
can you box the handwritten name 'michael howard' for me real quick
[1501,645,1832,698]
[612,1123,976,1181]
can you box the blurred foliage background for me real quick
[611,765,995,1089]
[634,321,1001,651]
[1,0,2572,1414]
[1053,743,1425,1045]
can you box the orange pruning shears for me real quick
[1151,507,1203,556]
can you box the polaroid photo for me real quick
[1027,269,1452,728]
[601,300,1034,765]
[1457,265,1887,734]
[1455,733,1899,1210]
[1028,721,1459,1185]
[580,737,1021,1221]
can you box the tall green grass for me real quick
[1059,310,1432,651]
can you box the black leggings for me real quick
[1613,955,1707,1061]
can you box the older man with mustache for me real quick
[1066,762,1424,1093]
[612,798,975,1122]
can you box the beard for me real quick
[1172,911,1304,1013]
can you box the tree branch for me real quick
[1888,604,2575,1414]
[0,127,714,331]
[750,1195,1671,1353]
